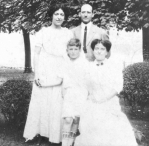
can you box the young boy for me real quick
[39,38,89,146]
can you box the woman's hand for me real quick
[34,78,48,87]
[34,78,42,87]
[34,76,63,88]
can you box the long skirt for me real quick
[23,54,64,143]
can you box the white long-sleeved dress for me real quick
[23,27,73,143]
[75,58,138,146]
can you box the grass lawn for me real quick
[130,119,149,146]
[0,67,34,83]
[0,68,149,146]
[0,123,62,146]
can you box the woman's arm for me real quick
[99,88,117,103]
[34,46,42,87]
[39,77,63,87]
[91,88,117,104]
[34,46,63,87]
[34,46,41,79]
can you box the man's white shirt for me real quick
[81,22,92,46]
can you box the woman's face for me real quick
[93,43,108,61]
[52,9,65,26]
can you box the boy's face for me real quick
[67,46,81,60]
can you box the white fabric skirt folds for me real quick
[23,54,64,143]
[75,97,138,146]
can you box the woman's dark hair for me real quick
[47,3,70,21]
[91,39,112,52]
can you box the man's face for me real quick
[80,4,93,24]
[67,46,81,60]
[52,9,65,26]
[93,43,108,61]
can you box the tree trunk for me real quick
[22,27,32,73]
[143,27,149,61]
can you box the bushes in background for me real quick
[0,80,32,129]
[1,62,149,128]
[119,62,149,119]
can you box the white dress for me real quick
[75,59,138,146]
[23,27,73,143]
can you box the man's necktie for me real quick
[83,26,87,53]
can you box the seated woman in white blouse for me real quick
[74,39,138,146]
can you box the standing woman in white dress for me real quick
[75,39,138,146]
[23,4,73,144]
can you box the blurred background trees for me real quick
[123,0,149,61]
[0,0,149,72]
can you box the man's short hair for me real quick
[81,3,93,12]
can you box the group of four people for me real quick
[23,3,138,146]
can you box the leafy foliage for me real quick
[1,0,149,62]
[0,0,48,32]
[66,0,127,29]
[119,62,149,107]
[0,0,127,32]
[122,0,149,31]
[119,62,149,119]
[0,0,148,32]
[0,80,32,129]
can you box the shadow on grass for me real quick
[0,122,62,146]
[0,123,29,146]
[130,119,149,146]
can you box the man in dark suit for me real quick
[72,4,109,61]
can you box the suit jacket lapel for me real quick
[87,24,96,46]
[75,25,81,41]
